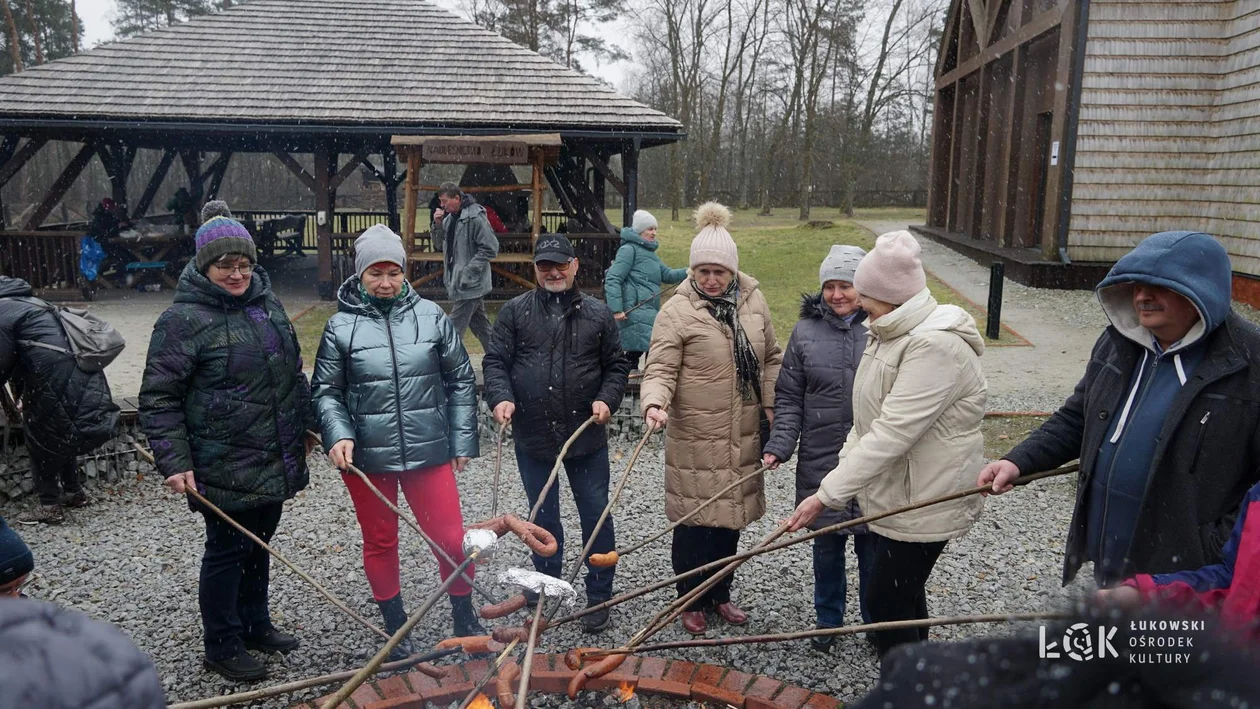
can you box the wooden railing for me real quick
[0,231,85,292]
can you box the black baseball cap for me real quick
[534,234,575,264]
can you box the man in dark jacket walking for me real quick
[980,231,1260,586]
[434,182,499,352]
[0,277,119,525]
[483,234,630,633]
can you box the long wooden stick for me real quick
[515,592,547,709]
[622,283,681,317]
[585,612,1076,658]
[458,636,526,709]
[528,416,598,523]
[321,551,480,709]
[493,421,508,517]
[132,443,390,642]
[166,648,459,709]
[566,427,653,581]
[614,463,770,560]
[550,464,1080,628]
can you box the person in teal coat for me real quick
[604,210,688,368]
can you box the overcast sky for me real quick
[74,0,633,88]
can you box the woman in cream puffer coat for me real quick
[789,230,986,657]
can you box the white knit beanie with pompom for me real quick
[689,202,738,273]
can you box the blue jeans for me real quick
[813,531,875,628]
[517,446,615,602]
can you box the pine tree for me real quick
[0,0,82,76]
[111,0,232,38]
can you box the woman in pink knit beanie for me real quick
[786,229,988,657]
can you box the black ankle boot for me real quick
[376,594,415,661]
[450,593,485,637]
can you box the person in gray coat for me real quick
[0,598,165,708]
[312,225,482,659]
[762,244,873,653]
[433,182,500,352]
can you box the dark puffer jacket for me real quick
[311,278,480,473]
[140,262,312,512]
[764,294,868,531]
[0,598,166,709]
[483,287,630,460]
[0,277,119,454]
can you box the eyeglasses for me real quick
[534,260,573,273]
[212,261,254,275]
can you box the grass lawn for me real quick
[292,204,1024,355]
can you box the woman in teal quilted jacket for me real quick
[604,210,688,368]
[311,225,482,658]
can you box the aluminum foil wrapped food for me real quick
[462,528,500,561]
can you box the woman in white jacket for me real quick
[788,230,986,656]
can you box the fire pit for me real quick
[300,655,840,709]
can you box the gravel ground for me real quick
[4,430,1093,707]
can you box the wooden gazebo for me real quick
[0,0,683,299]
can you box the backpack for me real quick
[16,298,126,372]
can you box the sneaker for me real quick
[204,652,268,682]
[581,606,612,634]
[810,628,836,654]
[16,505,63,525]
[62,491,91,508]
[243,628,300,654]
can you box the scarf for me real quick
[359,280,410,314]
[693,277,761,401]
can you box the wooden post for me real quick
[314,146,334,300]
[1041,0,1078,260]
[531,148,544,243]
[205,152,233,200]
[383,150,401,233]
[402,150,420,254]
[132,148,176,219]
[24,142,96,230]
[590,151,606,218]
[622,139,639,228]
[997,45,1026,247]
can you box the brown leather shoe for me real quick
[681,611,707,635]
[715,602,749,626]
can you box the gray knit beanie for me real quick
[819,244,866,287]
[354,224,408,279]
[631,210,658,234]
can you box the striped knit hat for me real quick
[194,216,256,272]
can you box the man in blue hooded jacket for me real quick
[979,231,1260,586]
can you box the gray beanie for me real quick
[200,200,233,222]
[354,224,408,279]
[819,244,867,287]
[631,210,658,234]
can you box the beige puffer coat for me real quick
[816,288,987,542]
[640,273,783,530]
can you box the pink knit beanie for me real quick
[853,230,927,305]
[689,202,738,273]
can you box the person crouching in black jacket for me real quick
[482,234,630,634]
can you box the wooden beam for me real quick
[987,0,1009,45]
[271,151,316,192]
[966,0,989,51]
[24,142,96,230]
[622,140,639,228]
[402,152,420,248]
[1042,0,1083,260]
[314,146,334,299]
[132,148,177,219]
[936,2,1064,89]
[577,147,627,196]
[996,46,1026,247]
[531,148,543,242]
[968,62,991,239]
[382,151,401,233]
[200,151,231,188]
[329,147,370,192]
[206,152,233,200]
[544,166,580,222]
[0,135,17,168]
[179,150,203,204]
[558,155,615,234]
[934,0,963,77]
[0,137,46,188]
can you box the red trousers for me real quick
[342,462,473,600]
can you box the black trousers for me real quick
[199,501,283,660]
[28,439,81,506]
[866,533,947,656]
[624,350,646,369]
[672,525,740,610]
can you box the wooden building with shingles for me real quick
[0,0,682,299]
[915,0,1260,303]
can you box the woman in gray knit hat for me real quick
[311,225,483,660]
[762,244,872,653]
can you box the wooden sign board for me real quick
[421,140,530,165]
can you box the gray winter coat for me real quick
[764,294,868,531]
[434,195,499,301]
[0,599,165,709]
[311,278,480,473]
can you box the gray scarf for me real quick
[693,277,761,401]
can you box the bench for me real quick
[254,216,308,260]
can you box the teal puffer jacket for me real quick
[603,227,687,352]
[311,278,480,473]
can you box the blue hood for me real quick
[1096,231,1232,352]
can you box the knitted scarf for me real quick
[359,280,410,314]
[693,277,761,401]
